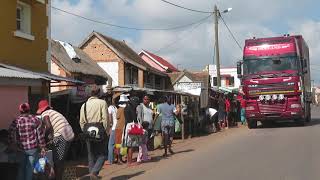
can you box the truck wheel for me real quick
[248,120,257,129]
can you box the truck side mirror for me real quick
[237,61,242,78]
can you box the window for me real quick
[14,1,34,40]
[16,7,22,30]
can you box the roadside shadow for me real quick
[256,118,320,129]
[173,149,194,154]
[110,171,145,180]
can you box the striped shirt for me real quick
[42,109,74,142]
[8,114,46,150]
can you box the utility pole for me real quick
[214,5,221,87]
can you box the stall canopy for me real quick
[212,86,239,94]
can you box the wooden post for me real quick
[189,97,193,139]
[180,95,185,141]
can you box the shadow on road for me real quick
[255,118,320,129]
[110,171,145,180]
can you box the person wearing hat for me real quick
[114,94,129,163]
[37,100,74,180]
[8,103,46,180]
[79,85,109,178]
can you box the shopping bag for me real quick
[34,156,55,179]
[153,135,162,149]
[127,123,144,135]
[175,117,182,133]
[120,146,127,156]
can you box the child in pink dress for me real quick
[137,122,151,163]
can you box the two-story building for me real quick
[0,0,50,128]
[79,31,169,90]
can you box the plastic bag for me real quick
[120,146,127,156]
[175,117,182,133]
[153,135,162,149]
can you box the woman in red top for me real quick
[225,97,231,129]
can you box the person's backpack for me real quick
[83,102,106,142]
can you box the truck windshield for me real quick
[243,56,298,75]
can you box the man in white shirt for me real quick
[107,98,117,165]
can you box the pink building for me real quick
[139,50,179,73]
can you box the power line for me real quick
[153,14,212,53]
[159,0,212,14]
[52,6,211,31]
[219,14,242,51]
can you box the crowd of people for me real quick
[79,86,181,179]
[206,92,246,133]
[5,85,247,180]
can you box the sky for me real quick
[52,0,320,84]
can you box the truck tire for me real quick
[248,119,257,129]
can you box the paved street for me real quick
[126,107,320,180]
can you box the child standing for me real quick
[137,122,151,163]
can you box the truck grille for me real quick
[258,102,286,114]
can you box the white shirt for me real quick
[108,105,118,130]
[207,108,217,118]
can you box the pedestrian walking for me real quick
[240,95,247,125]
[225,96,231,129]
[8,103,46,180]
[156,96,179,157]
[136,95,154,149]
[107,98,117,165]
[79,86,110,178]
[37,99,74,180]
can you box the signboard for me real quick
[244,43,296,56]
[208,64,217,77]
[176,82,202,91]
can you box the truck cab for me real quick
[237,35,311,128]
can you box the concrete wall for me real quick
[0,0,48,72]
[0,86,28,129]
[98,62,119,87]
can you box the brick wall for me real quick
[82,36,121,62]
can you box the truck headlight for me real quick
[265,95,271,101]
[259,95,264,101]
[278,94,284,100]
[272,94,278,100]
[290,104,301,108]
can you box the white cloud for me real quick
[51,0,320,83]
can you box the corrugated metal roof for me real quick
[0,67,47,80]
[0,63,84,84]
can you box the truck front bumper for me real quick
[246,110,303,121]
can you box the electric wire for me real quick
[52,6,212,31]
[159,0,212,14]
[219,14,243,51]
[153,14,212,53]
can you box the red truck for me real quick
[237,35,311,129]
